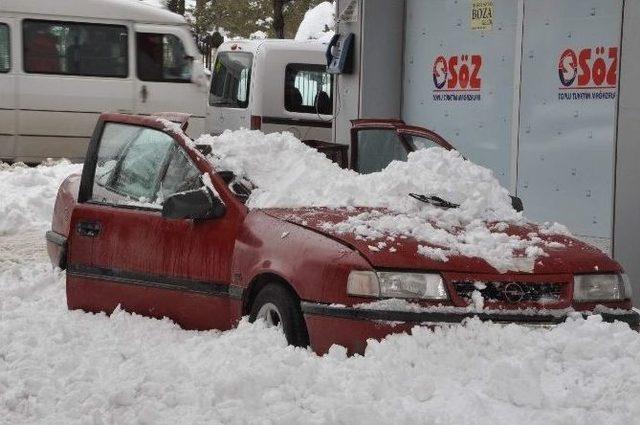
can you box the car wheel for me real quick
[249,284,309,348]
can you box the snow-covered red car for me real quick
[46,113,638,354]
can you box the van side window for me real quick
[0,24,9,73]
[137,33,192,82]
[92,123,174,207]
[284,64,333,115]
[23,20,128,77]
[209,52,253,108]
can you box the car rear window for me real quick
[209,51,252,108]
[284,63,333,115]
[355,128,408,174]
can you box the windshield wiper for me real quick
[409,193,459,209]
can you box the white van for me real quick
[207,40,333,142]
[0,0,207,163]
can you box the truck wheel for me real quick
[249,284,309,348]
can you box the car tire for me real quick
[249,284,309,348]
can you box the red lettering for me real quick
[458,62,470,89]
[470,55,482,89]
[592,56,607,86]
[607,47,618,86]
[577,48,591,86]
[447,56,458,89]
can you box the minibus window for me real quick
[137,33,192,82]
[23,20,128,77]
[209,52,253,108]
[0,24,9,73]
[284,64,333,115]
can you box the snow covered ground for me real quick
[2,162,640,424]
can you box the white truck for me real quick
[206,39,333,143]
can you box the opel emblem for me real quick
[503,282,526,303]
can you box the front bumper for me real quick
[301,301,640,355]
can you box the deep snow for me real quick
[1,162,640,425]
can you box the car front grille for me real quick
[452,280,565,305]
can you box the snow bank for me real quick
[2,267,640,424]
[1,159,639,425]
[295,1,335,42]
[198,130,566,272]
[0,161,82,236]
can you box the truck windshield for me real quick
[209,52,253,108]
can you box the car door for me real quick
[66,116,241,330]
[134,24,207,138]
[349,120,454,173]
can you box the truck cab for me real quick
[207,39,333,142]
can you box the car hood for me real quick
[262,207,620,275]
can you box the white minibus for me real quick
[0,0,207,163]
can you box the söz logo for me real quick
[432,54,482,91]
[558,47,618,89]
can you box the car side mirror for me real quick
[162,187,225,220]
[510,195,524,212]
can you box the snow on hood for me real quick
[196,130,571,273]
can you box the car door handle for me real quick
[76,221,101,237]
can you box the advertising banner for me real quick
[402,0,520,188]
[516,0,622,249]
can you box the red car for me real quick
[46,113,638,355]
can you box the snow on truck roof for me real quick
[1,0,186,25]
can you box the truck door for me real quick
[134,24,207,138]
[206,51,253,135]
[0,19,15,161]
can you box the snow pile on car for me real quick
[0,161,82,236]
[198,130,569,272]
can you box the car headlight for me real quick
[347,271,449,300]
[573,273,632,301]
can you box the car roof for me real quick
[2,0,186,25]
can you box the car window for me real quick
[355,129,407,174]
[404,134,444,151]
[91,123,173,206]
[0,24,9,73]
[23,20,127,77]
[285,63,333,114]
[159,148,203,202]
[137,32,192,82]
[209,51,252,108]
